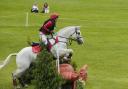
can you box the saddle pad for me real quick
[32,45,41,53]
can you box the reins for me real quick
[47,27,82,47]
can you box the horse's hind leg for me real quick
[12,68,27,89]
[18,70,29,88]
[12,73,18,89]
[18,77,27,88]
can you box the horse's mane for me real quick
[57,26,80,35]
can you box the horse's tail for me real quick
[0,53,17,69]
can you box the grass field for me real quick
[0,0,128,89]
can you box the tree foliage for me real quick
[33,44,63,89]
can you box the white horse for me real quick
[0,26,84,88]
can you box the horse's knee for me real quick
[68,53,73,58]
[62,53,73,62]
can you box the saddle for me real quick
[31,36,59,53]
[31,42,41,53]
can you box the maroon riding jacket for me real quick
[39,19,56,35]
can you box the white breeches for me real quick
[39,32,48,45]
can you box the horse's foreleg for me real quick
[60,49,73,56]
[61,49,73,60]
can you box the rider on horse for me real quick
[39,13,59,47]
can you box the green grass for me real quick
[0,0,128,89]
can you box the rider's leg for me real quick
[39,32,48,45]
[39,32,52,51]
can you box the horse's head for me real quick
[70,26,84,45]
[57,26,84,45]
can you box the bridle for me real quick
[58,27,83,46]
[47,27,83,49]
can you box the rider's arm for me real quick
[43,21,52,32]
